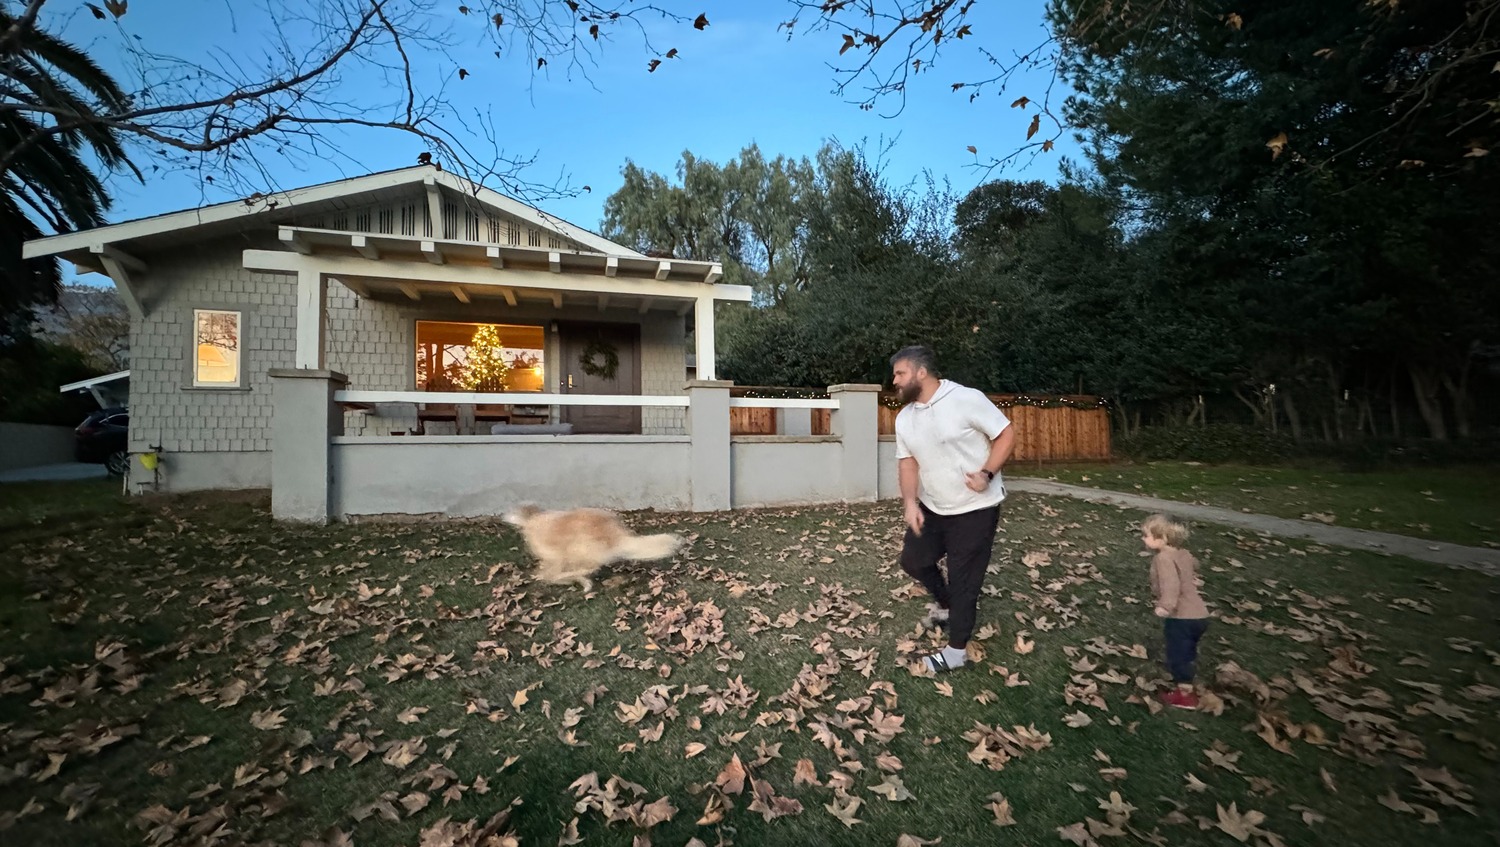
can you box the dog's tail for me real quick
[616,532,681,562]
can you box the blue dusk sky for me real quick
[44,0,1080,266]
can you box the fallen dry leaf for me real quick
[1057,821,1098,846]
[715,755,747,796]
[250,708,287,731]
[1215,803,1266,842]
[1064,711,1093,728]
[988,792,1016,826]
[825,793,863,827]
[794,759,819,786]
[558,816,582,845]
[869,774,915,802]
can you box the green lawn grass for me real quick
[1,480,1497,846]
[1010,462,1500,548]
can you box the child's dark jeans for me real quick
[1163,617,1209,683]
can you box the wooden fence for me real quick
[730,388,1111,462]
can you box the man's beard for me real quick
[897,381,922,404]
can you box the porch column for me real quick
[295,269,328,369]
[687,379,732,512]
[270,368,347,523]
[694,296,716,381]
[829,384,881,503]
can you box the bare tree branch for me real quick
[3,0,711,212]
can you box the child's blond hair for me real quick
[1142,513,1190,547]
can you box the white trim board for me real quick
[23,166,643,261]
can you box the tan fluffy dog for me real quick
[502,504,681,592]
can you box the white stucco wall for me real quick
[331,436,692,516]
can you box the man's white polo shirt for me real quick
[894,379,1012,515]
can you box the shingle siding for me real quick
[128,234,693,482]
[127,236,290,457]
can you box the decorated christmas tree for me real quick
[461,324,510,391]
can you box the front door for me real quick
[560,322,641,434]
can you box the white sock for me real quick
[926,645,967,671]
[926,603,950,622]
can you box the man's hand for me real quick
[965,470,991,492]
[1154,607,1171,618]
[904,500,925,537]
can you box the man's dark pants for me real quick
[899,502,1001,648]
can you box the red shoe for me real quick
[1159,689,1199,710]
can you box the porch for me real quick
[269,371,889,521]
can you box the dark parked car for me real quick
[75,407,129,476]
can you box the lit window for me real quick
[194,309,241,387]
[415,321,545,392]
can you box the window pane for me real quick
[195,310,241,385]
[415,322,545,391]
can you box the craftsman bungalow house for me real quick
[24,166,892,520]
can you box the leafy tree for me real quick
[1053,0,1500,439]
[603,144,820,305]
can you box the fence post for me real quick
[828,383,881,502]
[269,368,346,523]
[687,379,733,512]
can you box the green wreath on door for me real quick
[578,337,620,381]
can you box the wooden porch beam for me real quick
[92,246,145,321]
[548,251,562,273]
[337,277,372,298]
[597,294,609,312]
[421,240,444,265]
[638,297,655,315]
[241,250,755,303]
[278,227,313,254]
[486,245,505,269]
[500,287,518,307]
[398,283,422,301]
[451,285,471,304]
[705,263,723,284]
[89,243,146,273]
[655,260,671,281]
[551,292,563,309]
[351,234,379,260]
[605,255,619,277]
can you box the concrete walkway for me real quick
[1008,477,1500,576]
[0,463,108,483]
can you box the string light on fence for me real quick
[734,387,1110,411]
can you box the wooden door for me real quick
[560,323,641,434]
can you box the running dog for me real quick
[501,504,681,592]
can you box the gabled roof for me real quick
[22,166,642,266]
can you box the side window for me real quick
[193,309,242,387]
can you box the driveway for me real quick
[0,463,109,483]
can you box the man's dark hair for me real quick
[890,345,938,375]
